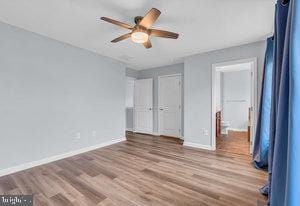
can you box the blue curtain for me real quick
[268,0,300,205]
[253,37,274,169]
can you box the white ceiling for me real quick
[0,0,275,70]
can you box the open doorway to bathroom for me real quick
[212,58,257,155]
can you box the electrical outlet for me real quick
[203,129,209,136]
[76,132,81,139]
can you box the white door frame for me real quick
[211,58,258,152]
[158,74,182,138]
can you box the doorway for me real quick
[212,58,257,155]
[158,74,182,138]
[125,77,135,132]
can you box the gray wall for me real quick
[138,63,184,135]
[0,22,125,171]
[184,41,266,146]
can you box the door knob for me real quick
[159,108,164,111]
[149,108,152,110]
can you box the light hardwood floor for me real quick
[0,132,267,206]
[217,130,250,155]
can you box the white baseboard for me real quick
[228,128,248,132]
[183,141,214,150]
[0,137,126,177]
[126,128,133,132]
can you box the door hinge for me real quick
[179,81,181,85]
[179,105,181,109]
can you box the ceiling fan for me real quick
[100,8,179,49]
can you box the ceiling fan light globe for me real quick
[131,31,149,44]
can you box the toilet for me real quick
[221,121,230,135]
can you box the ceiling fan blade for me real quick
[139,8,161,29]
[111,33,131,43]
[143,40,152,49]
[150,29,179,39]
[101,17,133,29]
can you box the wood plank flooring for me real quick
[0,132,267,206]
[217,130,250,155]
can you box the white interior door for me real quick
[158,75,181,138]
[134,78,153,134]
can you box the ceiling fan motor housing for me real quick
[134,16,143,24]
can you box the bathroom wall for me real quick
[221,70,251,131]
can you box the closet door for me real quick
[134,78,153,134]
[158,75,182,138]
